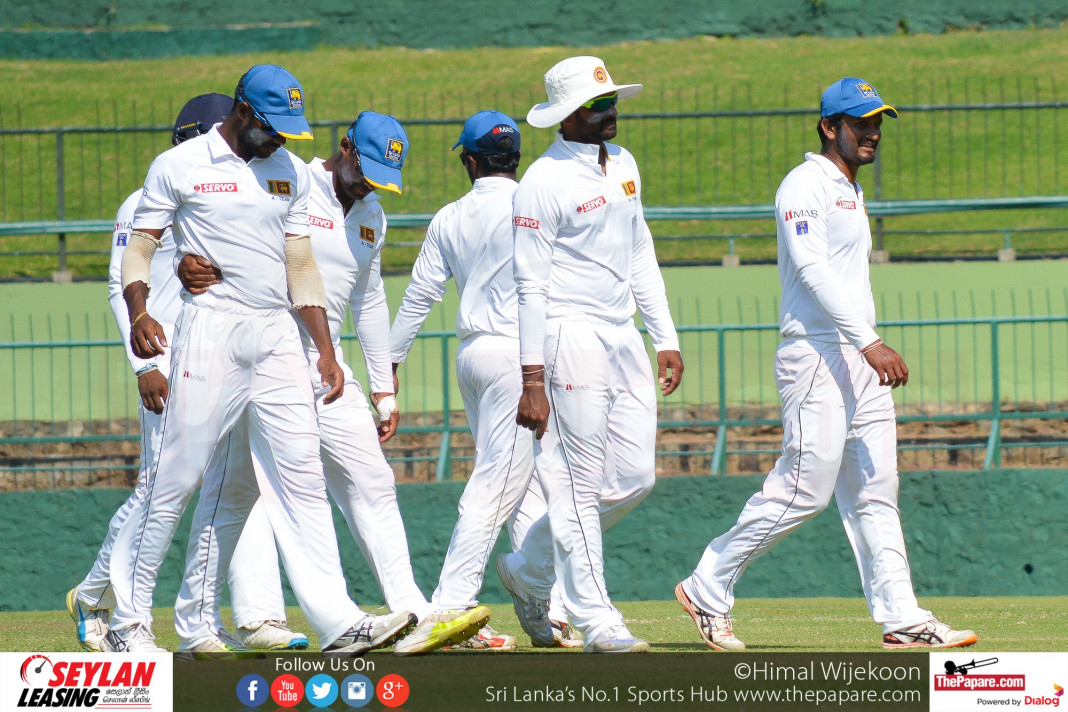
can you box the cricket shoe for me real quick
[882,619,978,649]
[102,624,168,653]
[177,629,255,660]
[583,625,650,654]
[323,611,417,657]
[496,553,553,647]
[539,619,583,648]
[443,624,517,651]
[66,587,109,652]
[393,606,491,656]
[235,620,309,651]
[674,582,746,651]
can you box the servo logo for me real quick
[13,655,157,708]
[577,196,607,214]
[513,216,540,229]
[309,215,334,230]
[193,183,238,193]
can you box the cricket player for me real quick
[675,78,978,651]
[390,110,537,651]
[176,111,491,656]
[513,56,684,653]
[66,93,307,653]
[116,64,415,655]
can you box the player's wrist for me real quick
[135,364,158,377]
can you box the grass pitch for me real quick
[8,596,1065,654]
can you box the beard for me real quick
[237,124,282,159]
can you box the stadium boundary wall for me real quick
[2,469,1063,612]
[1,1,1066,59]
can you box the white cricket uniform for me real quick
[390,176,538,610]
[78,192,284,628]
[221,158,433,628]
[117,127,362,649]
[512,133,679,643]
[681,152,931,633]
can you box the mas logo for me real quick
[359,225,375,245]
[385,139,404,162]
[267,180,292,196]
[621,180,637,197]
[783,209,817,221]
[287,88,303,109]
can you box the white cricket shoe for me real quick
[177,629,255,660]
[496,554,553,647]
[66,587,109,652]
[102,624,168,653]
[393,606,491,656]
[443,624,518,651]
[235,620,309,651]
[583,625,650,654]
[675,582,746,651]
[883,619,978,649]
[323,611,417,657]
[539,619,583,648]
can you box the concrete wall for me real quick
[3,469,1063,612]
[2,0,1066,59]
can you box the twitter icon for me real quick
[305,674,339,708]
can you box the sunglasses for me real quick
[237,93,280,137]
[581,92,618,112]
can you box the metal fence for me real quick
[3,310,1066,489]
[2,78,1067,274]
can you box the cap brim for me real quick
[846,101,898,119]
[263,112,314,140]
[862,103,898,118]
[526,82,643,129]
[361,155,403,195]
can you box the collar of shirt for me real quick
[308,157,381,213]
[205,125,248,164]
[805,151,860,190]
[471,175,517,191]
[554,131,613,170]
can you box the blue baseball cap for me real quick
[346,111,408,195]
[820,78,899,119]
[451,110,521,155]
[235,64,313,140]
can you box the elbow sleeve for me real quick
[285,234,327,309]
[120,230,162,291]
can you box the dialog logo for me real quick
[340,674,373,708]
[305,673,338,708]
[236,673,269,707]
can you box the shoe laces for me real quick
[256,619,290,632]
[349,618,376,644]
[600,624,635,641]
[479,624,503,639]
[699,610,734,637]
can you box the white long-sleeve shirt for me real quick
[107,190,181,375]
[302,158,392,393]
[776,152,880,350]
[512,132,679,365]
[389,176,519,362]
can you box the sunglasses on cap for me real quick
[581,92,618,112]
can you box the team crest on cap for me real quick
[287,88,303,109]
[385,139,404,162]
[359,225,375,244]
[855,83,878,98]
[593,67,608,83]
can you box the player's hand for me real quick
[862,341,909,388]
[177,254,222,295]
[130,313,167,359]
[370,392,399,442]
[317,355,345,404]
[517,383,550,440]
[137,369,169,414]
[657,349,684,396]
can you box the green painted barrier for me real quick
[3,469,1063,612]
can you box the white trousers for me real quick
[432,334,537,610]
[536,319,657,643]
[118,304,360,648]
[81,354,274,623]
[228,351,432,626]
[684,339,931,633]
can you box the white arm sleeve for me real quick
[513,176,562,366]
[389,217,452,363]
[109,200,155,374]
[284,234,328,309]
[631,215,680,352]
[350,229,393,393]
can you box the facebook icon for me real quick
[236,674,269,707]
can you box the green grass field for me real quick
[6,597,1064,654]
[2,27,1068,278]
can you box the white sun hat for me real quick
[526,56,643,129]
